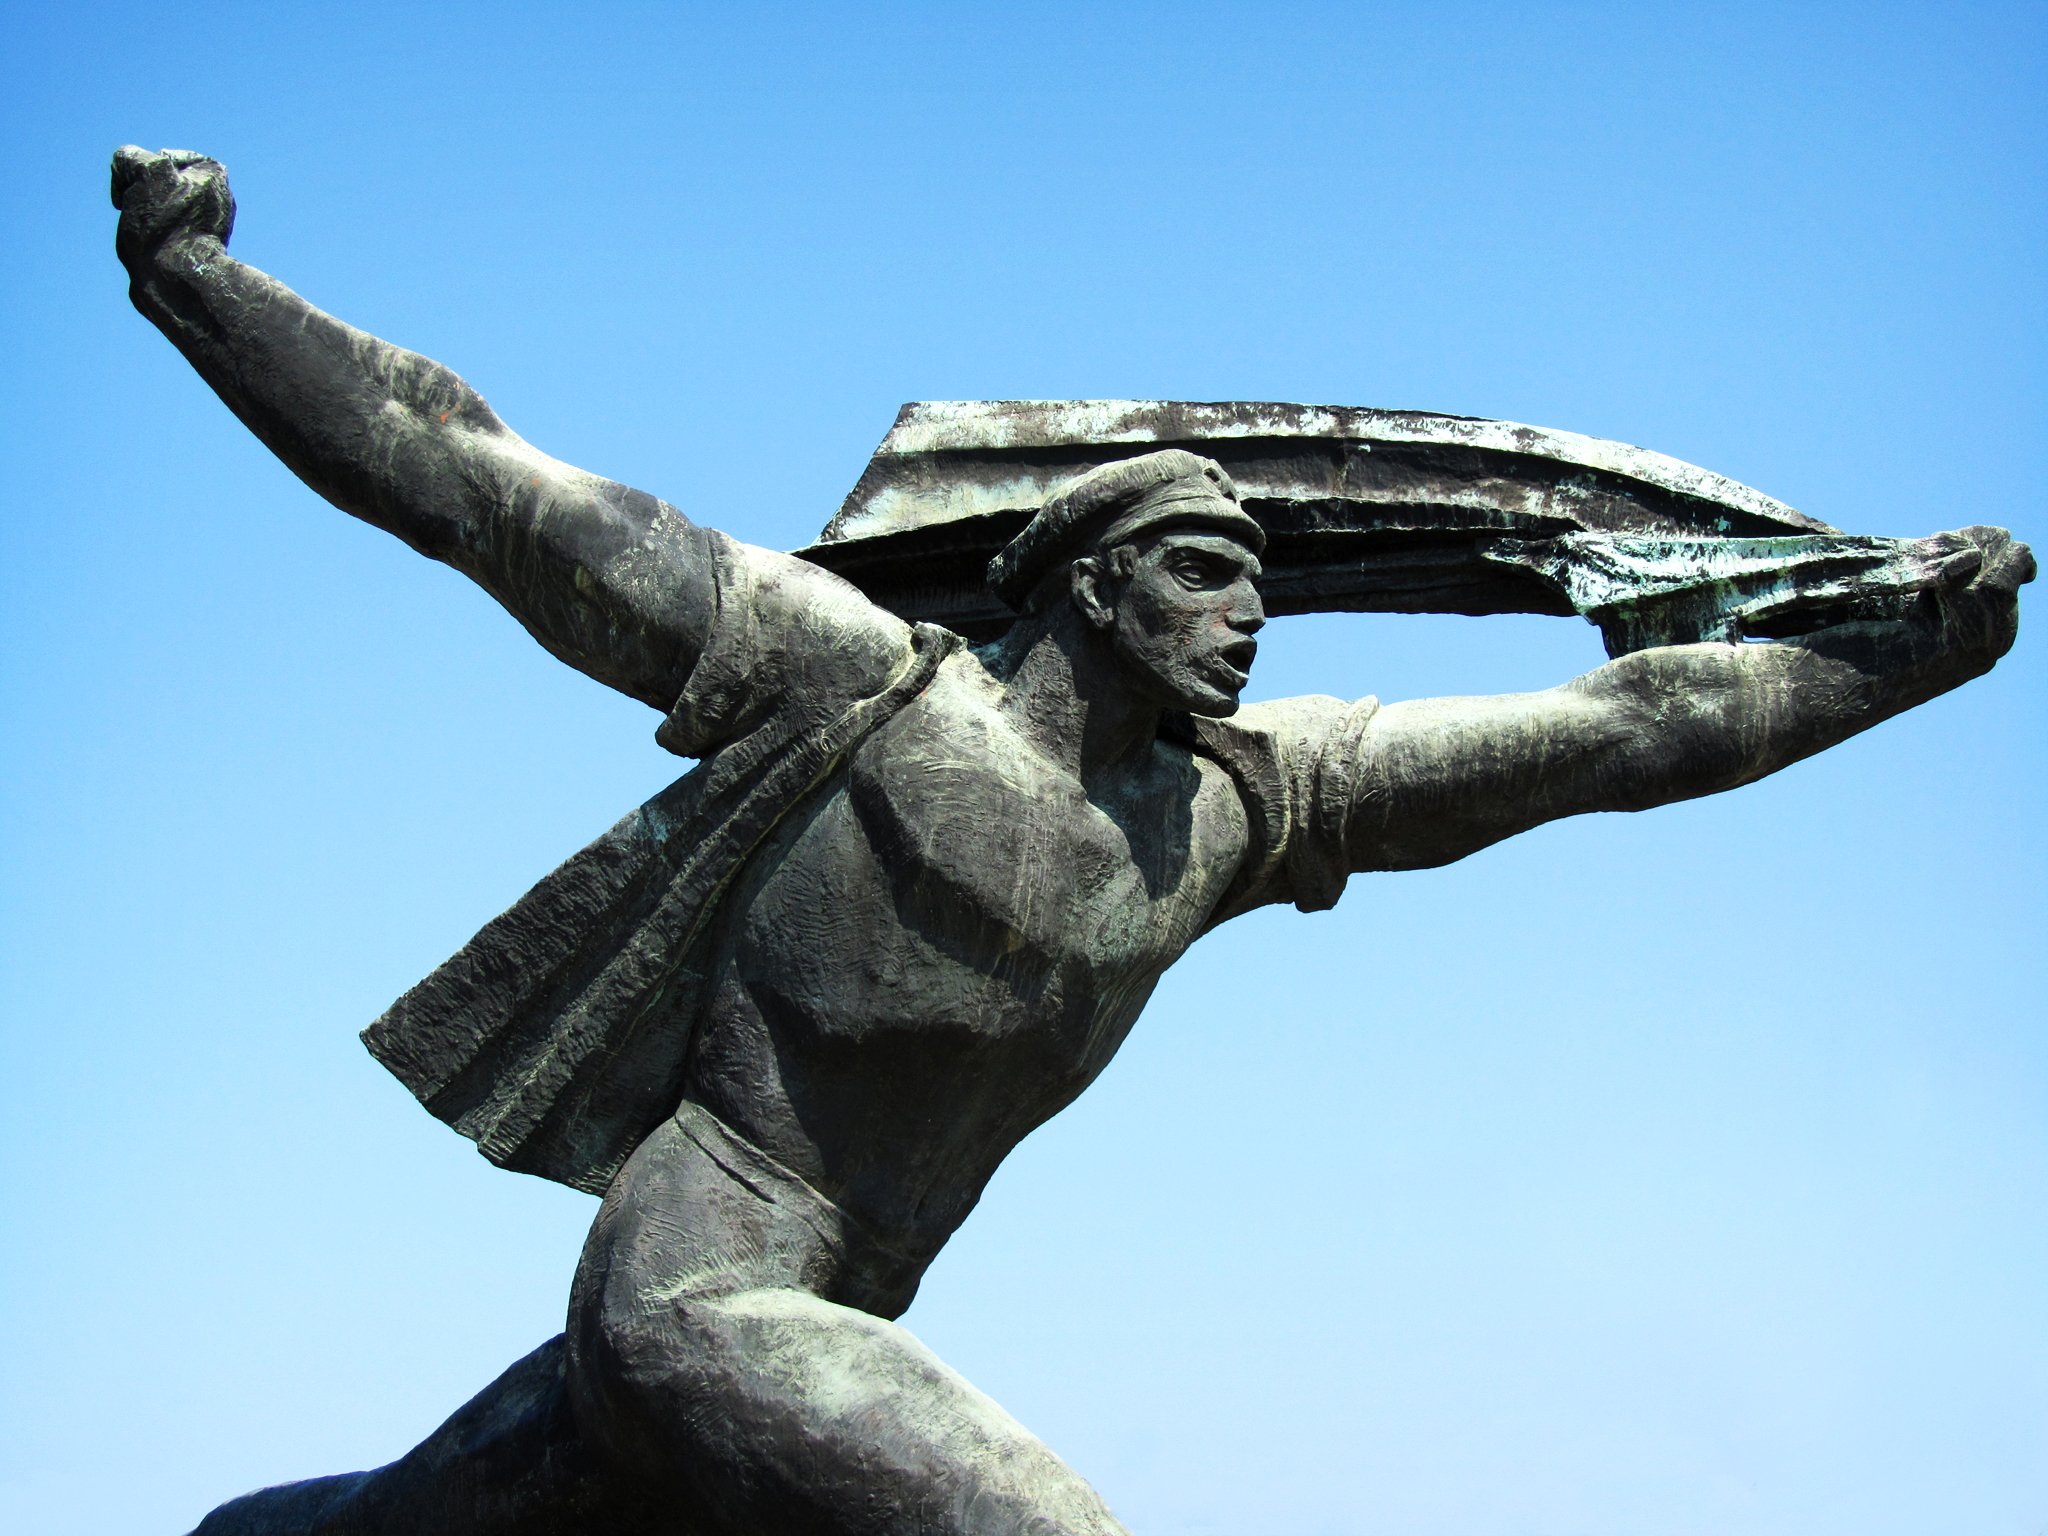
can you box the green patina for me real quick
[1486,532,1943,656]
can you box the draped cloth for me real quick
[362,622,960,1197]
[361,529,1385,1199]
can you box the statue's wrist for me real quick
[130,229,220,286]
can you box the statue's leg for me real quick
[184,1336,663,1536]
[567,1105,1130,1536]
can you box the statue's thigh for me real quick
[562,1115,1125,1534]
[583,1283,1128,1536]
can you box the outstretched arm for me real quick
[112,147,711,711]
[1350,527,2033,870]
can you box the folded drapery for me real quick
[796,398,1937,651]
[362,625,960,1196]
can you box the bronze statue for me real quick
[112,146,2031,1536]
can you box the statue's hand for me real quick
[1920,525,2034,664]
[111,146,234,274]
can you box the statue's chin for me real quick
[1110,640,1246,717]
[1143,661,1248,718]
[1176,686,1243,719]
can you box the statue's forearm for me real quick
[1579,617,1988,807]
[1552,524,2030,824]
[114,150,713,710]
[1355,539,2025,872]
[126,231,513,555]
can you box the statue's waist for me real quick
[630,1099,939,1321]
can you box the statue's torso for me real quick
[681,651,1252,1266]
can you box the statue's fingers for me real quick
[1986,538,2036,593]
[112,146,235,261]
[109,144,160,209]
[1935,542,1985,587]
[1945,527,2034,594]
[1903,531,1981,591]
[168,152,233,236]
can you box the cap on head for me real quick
[986,449,1266,612]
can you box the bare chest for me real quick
[688,679,1254,1233]
[723,680,1251,1052]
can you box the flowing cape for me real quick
[362,624,959,1196]
[796,399,1935,654]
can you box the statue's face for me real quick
[1099,528,1266,716]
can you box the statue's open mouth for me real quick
[1212,638,1258,689]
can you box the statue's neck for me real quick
[987,612,1161,788]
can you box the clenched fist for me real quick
[1923,524,2035,666]
[111,146,234,276]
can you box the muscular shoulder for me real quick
[1177,692,1381,919]
[1222,695,1382,756]
[659,535,915,756]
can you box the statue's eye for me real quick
[1170,554,1226,588]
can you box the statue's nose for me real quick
[1230,583,1266,634]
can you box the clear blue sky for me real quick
[2,3,2043,1533]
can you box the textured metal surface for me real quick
[119,146,2030,1536]
[797,399,1839,638]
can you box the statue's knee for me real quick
[566,1256,753,1444]
[566,1254,671,1451]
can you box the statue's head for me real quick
[988,450,1267,716]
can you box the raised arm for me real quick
[1350,526,2033,871]
[112,147,712,711]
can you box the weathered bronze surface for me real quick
[112,146,2031,1536]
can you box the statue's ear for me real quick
[1068,556,1118,631]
